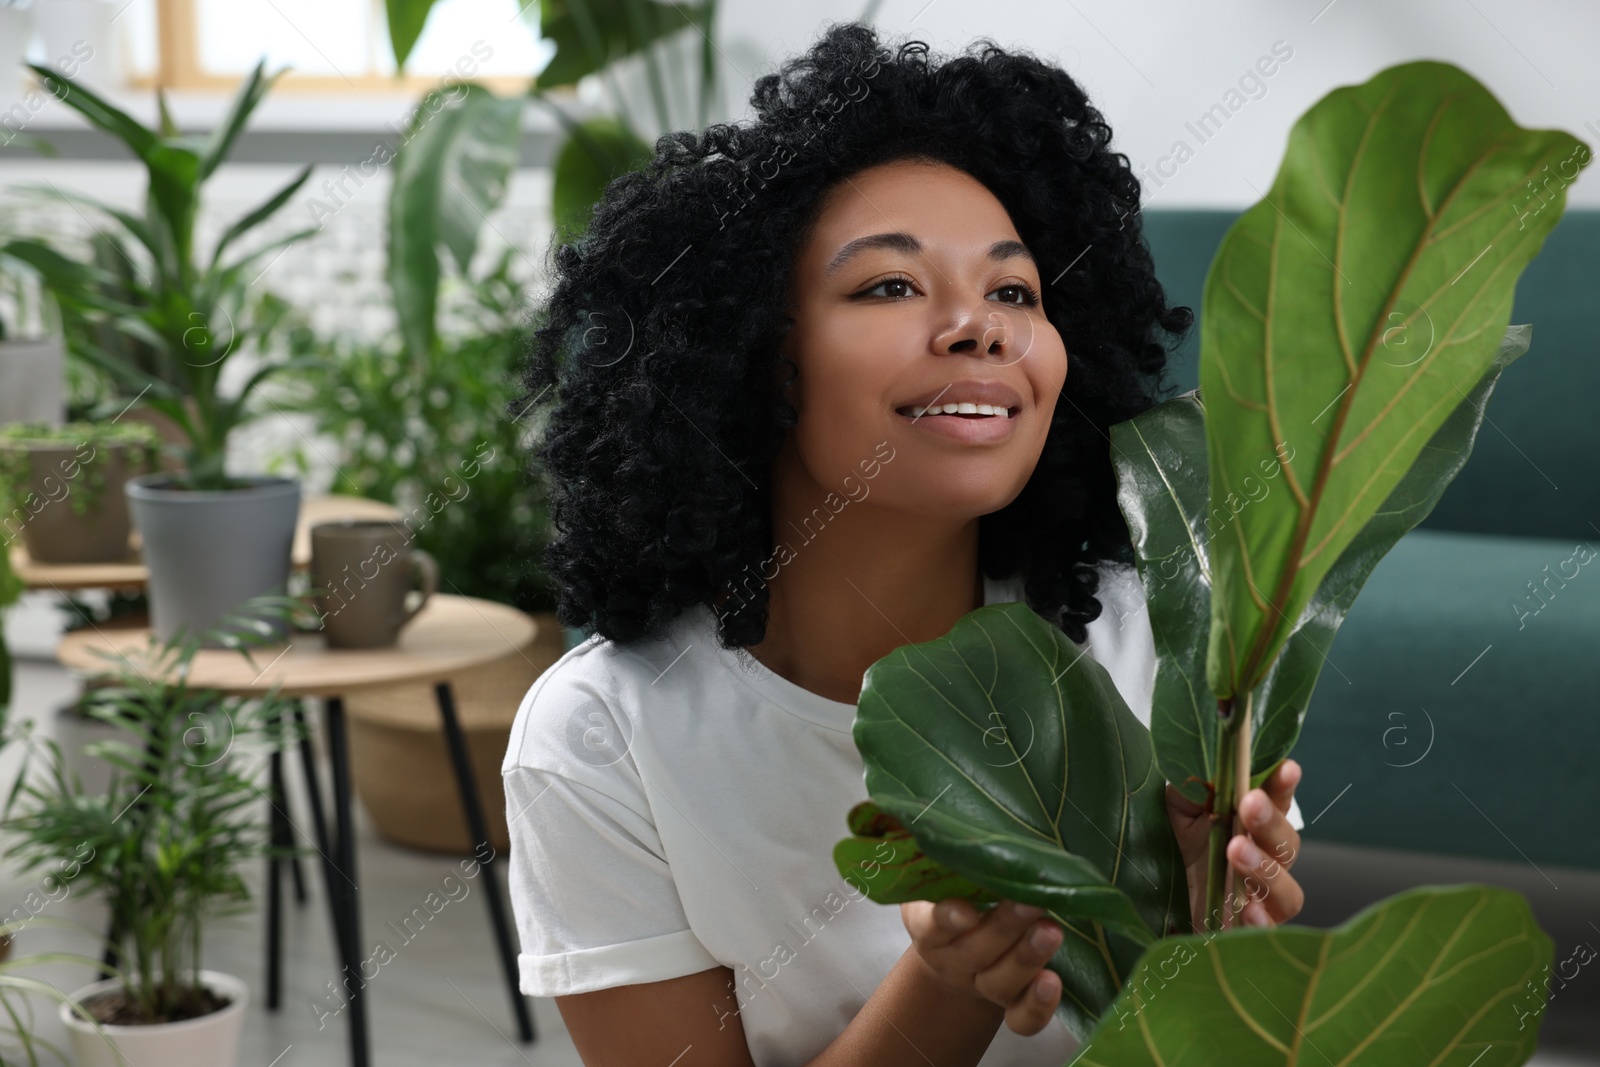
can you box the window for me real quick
[120,0,553,93]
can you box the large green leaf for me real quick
[210,165,314,269]
[550,115,653,245]
[834,799,1002,906]
[532,0,714,91]
[1201,59,1588,698]
[1070,884,1551,1065]
[200,60,281,179]
[385,0,440,72]
[843,601,1186,1039]
[386,84,522,359]
[25,63,156,161]
[1116,324,1533,805]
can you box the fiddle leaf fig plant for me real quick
[834,602,1186,1036]
[1184,58,1587,929]
[832,59,1584,1059]
[1121,325,1530,813]
[1073,885,1549,1065]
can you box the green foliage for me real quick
[1198,60,1589,701]
[531,0,714,94]
[0,918,112,1067]
[385,0,439,72]
[1072,885,1549,1065]
[549,115,653,246]
[836,602,1185,1038]
[387,83,522,361]
[1,597,305,1023]
[0,547,18,721]
[0,421,163,529]
[0,61,319,491]
[1117,325,1531,808]
[834,800,1001,907]
[383,0,722,343]
[272,251,556,613]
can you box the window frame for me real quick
[142,0,538,95]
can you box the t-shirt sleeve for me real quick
[502,660,721,997]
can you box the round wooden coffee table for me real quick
[55,594,540,1067]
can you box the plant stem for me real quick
[1202,691,1252,933]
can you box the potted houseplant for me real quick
[0,420,161,564]
[0,595,303,1067]
[834,60,1586,1062]
[0,59,320,645]
[270,251,563,853]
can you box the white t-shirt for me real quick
[501,562,1303,1067]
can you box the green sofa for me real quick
[1141,208,1599,872]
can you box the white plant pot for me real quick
[0,6,32,107]
[0,338,65,425]
[60,969,249,1067]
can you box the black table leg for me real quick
[267,744,286,1009]
[324,696,370,1067]
[289,845,308,904]
[433,681,535,1043]
[293,701,341,938]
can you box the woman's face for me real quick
[778,158,1067,518]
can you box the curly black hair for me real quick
[512,20,1193,650]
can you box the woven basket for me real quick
[344,611,566,854]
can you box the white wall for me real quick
[707,0,1600,207]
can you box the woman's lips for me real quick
[894,407,1019,443]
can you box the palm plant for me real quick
[0,61,317,491]
[0,596,306,1023]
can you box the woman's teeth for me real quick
[900,402,1015,419]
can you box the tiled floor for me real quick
[2,654,1596,1066]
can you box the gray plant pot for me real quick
[125,473,301,646]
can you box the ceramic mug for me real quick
[310,521,438,649]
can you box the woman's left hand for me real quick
[1165,759,1304,933]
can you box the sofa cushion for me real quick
[1139,209,1600,540]
[1292,526,1600,870]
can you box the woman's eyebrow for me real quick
[823,232,1035,276]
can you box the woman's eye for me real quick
[992,283,1041,307]
[858,277,916,299]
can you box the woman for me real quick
[502,20,1305,1066]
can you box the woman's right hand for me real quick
[901,897,1064,1037]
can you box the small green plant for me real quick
[833,60,1587,1062]
[0,596,307,1024]
[0,918,116,1067]
[0,533,20,720]
[271,249,556,612]
[0,61,318,492]
[0,421,162,532]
